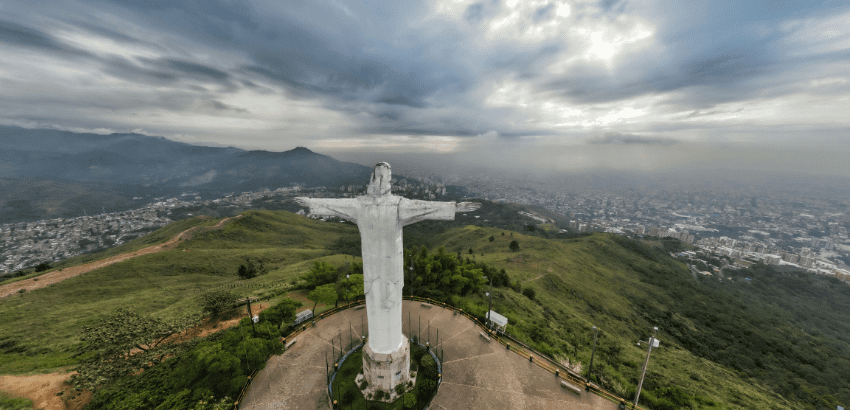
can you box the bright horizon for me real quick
[1,0,849,177]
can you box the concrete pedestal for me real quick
[362,334,411,396]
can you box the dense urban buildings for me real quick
[3,171,849,283]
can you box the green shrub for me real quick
[419,354,436,380]
[395,383,406,396]
[417,380,436,402]
[342,389,356,405]
[201,289,237,317]
[411,343,425,364]
[0,391,33,410]
[258,298,301,327]
[402,392,417,409]
[86,311,282,410]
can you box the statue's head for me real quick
[367,162,392,197]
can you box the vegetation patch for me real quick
[0,391,34,410]
[81,297,300,409]
[330,342,439,409]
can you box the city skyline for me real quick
[1,0,849,176]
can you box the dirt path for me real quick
[0,215,253,409]
[523,273,544,283]
[0,372,76,410]
[0,215,242,299]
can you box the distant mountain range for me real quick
[0,125,375,223]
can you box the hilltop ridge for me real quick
[0,126,375,223]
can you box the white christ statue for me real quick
[296,162,479,356]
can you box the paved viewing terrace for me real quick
[239,299,620,410]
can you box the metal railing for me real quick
[235,296,644,410]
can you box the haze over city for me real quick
[1,0,849,176]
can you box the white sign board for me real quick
[252,315,259,323]
[652,338,660,348]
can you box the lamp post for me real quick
[483,275,492,328]
[587,326,598,381]
[634,326,659,408]
[246,295,257,333]
[409,259,415,295]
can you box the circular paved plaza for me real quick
[239,300,618,410]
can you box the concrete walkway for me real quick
[239,301,617,410]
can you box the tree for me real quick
[258,298,301,326]
[174,341,242,396]
[72,308,198,391]
[237,257,267,280]
[303,261,337,288]
[308,284,337,312]
[337,274,364,303]
[509,240,520,252]
[522,287,536,300]
[34,262,51,272]
[468,248,473,255]
[403,392,417,409]
[489,235,495,242]
[201,289,237,317]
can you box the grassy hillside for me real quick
[421,226,850,409]
[2,209,847,409]
[418,227,795,409]
[0,210,358,374]
[0,216,220,286]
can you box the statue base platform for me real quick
[362,335,411,397]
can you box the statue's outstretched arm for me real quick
[455,202,481,213]
[295,197,359,222]
[399,198,480,226]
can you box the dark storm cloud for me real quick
[465,3,485,23]
[534,4,556,22]
[589,133,679,146]
[208,100,246,113]
[0,19,92,58]
[542,1,850,111]
[598,0,628,14]
[74,21,155,47]
[138,57,231,84]
[0,0,848,155]
[543,31,782,107]
[100,56,179,85]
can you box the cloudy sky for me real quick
[1,0,848,176]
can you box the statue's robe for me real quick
[297,195,456,353]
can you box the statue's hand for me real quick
[456,202,481,213]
